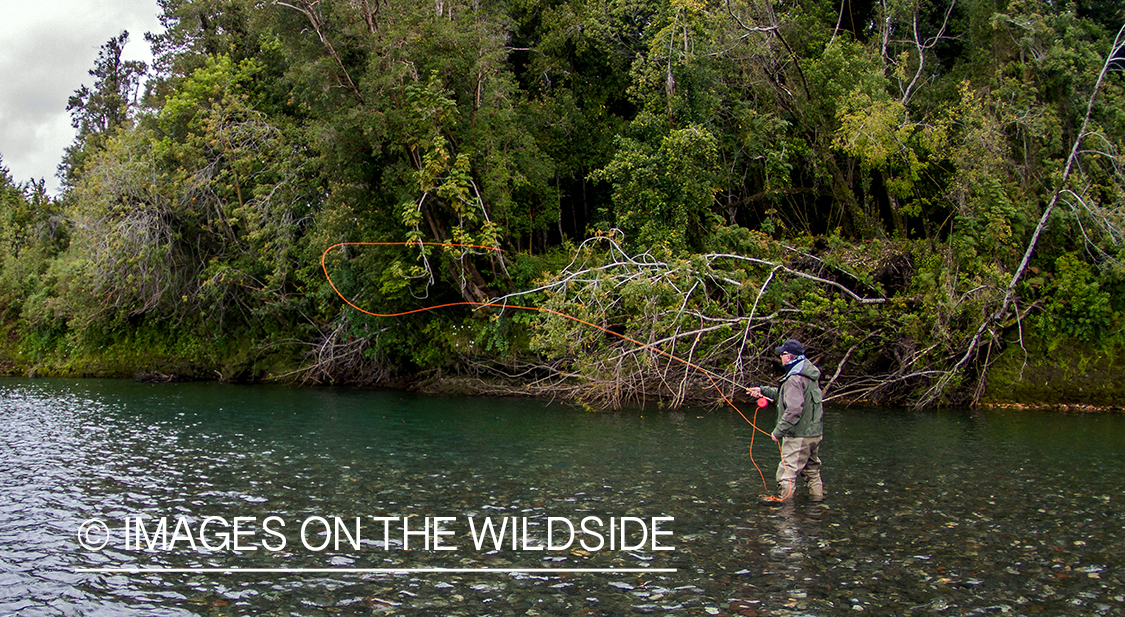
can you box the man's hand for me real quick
[747,386,762,398]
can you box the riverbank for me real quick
[4,323,1123,412]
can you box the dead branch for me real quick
[900,0,956,107]
[707,253,889,304]
[275,0,365,103]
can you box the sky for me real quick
[0,0,164,196]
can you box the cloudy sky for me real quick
[0,0,164,195]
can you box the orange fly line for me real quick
[321,241,790,501]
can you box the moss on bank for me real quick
[0,323,302,383]
[980,335,1125,410]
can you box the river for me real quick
[0,378,1122,616]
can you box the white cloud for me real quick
[0,0,163,195]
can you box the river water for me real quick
[0,378,1122,616]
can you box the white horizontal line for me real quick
[77,567,676,574]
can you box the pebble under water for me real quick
[0,378,1122,616]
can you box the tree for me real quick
[60,32,148,187]
[0,158,64,323]
[590,116,720,252]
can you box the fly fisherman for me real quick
[747,338,825,502]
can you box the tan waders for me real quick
[776,435,824,502]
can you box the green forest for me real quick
[1,0,1123,409]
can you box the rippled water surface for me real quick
[0,378,1123,616]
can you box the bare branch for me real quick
[275,1,365,103]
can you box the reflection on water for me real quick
[0,378,1122,616]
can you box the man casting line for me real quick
[747,338,825,502]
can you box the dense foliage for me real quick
[1,0,1124,407]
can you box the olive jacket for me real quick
[760,356,823,439]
